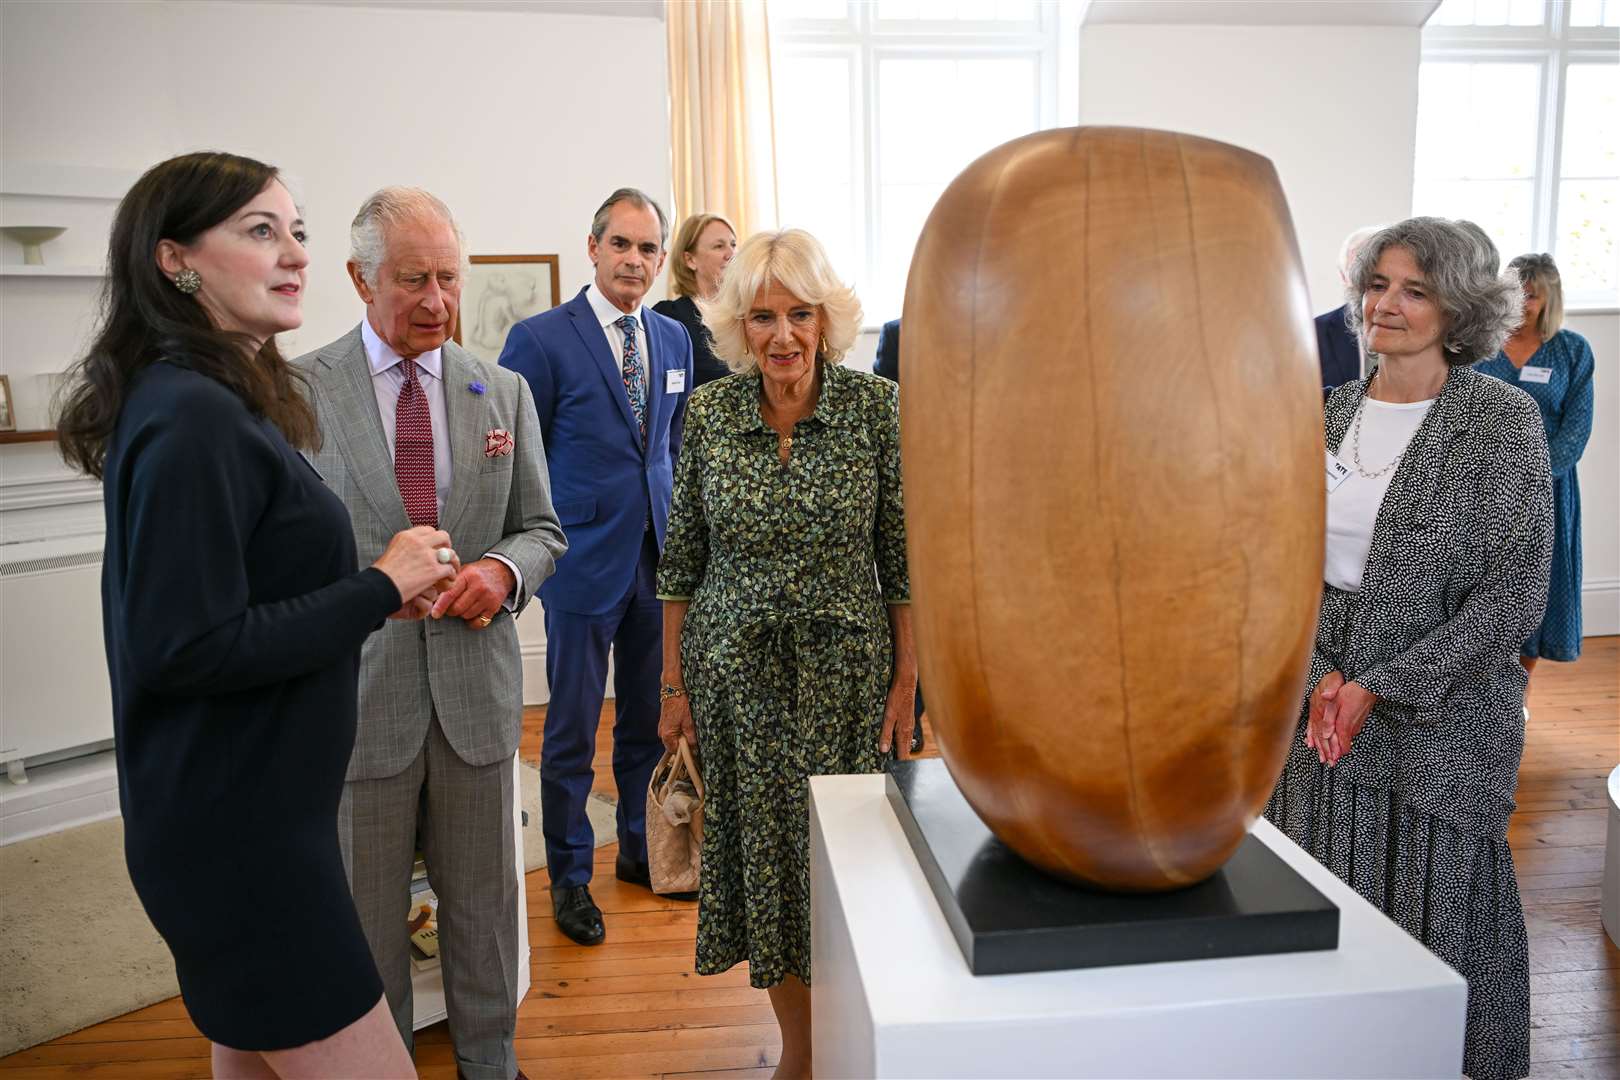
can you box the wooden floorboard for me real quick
[1,637,1614,1077]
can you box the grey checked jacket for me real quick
[295,327,567,781]
[1312,364,1553,839]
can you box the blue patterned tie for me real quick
[617,314,646,445]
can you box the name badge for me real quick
[1519,365,1552,384]
[1326,451,1352,493]
[666,368,687,394]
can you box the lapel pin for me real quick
[468,380,486,396]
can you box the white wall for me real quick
[1,0,671,353]
[0,0,673,707]
[1075,23,1617,637]
[1566,311,1620,636]
[1078,25,1420,316]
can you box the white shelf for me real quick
[1,163,137,201]
[0,265,103,278]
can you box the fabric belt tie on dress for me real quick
[722,608,872,730]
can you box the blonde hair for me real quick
[668,213,736,299]
[1508,253,1564,342]
[700,229,862,375]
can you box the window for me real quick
[770,0,1074,323]
[1416,0,1620,307]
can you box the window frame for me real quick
[770,0,1078,326]
[1420,0,1620,310]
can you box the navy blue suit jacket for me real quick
[1315,304,1361,396]
[498,287,694,614]
[873,318,901,382]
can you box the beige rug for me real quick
[0,762,616,1055]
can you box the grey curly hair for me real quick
[1345,216,1523,367]
[349,187,468,288]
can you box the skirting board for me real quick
[1584,578,1619,638]
[0,749,120,846]
[519,642,617,706]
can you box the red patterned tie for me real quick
[394,360,437,527]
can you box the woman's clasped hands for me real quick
[372,526,460,620]
[1305,670,1380,767]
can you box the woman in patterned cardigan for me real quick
[1267,217,1553,1080]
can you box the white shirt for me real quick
[361,317,521,606]
[586,281,653,380]
[1324,396,1435,592]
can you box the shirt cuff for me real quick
[486,552,524,611]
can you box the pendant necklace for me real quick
[1349,370,1404,481]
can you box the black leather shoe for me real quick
[615,851,651,888]
[616,852,698,901]
[551,884,604,946]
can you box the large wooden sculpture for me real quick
[902,128,1324,891]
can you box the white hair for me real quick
[1337,224,1386,282]
[349,186,468,287]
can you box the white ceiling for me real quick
[252,0,663,18]
[1084,0,1443,27]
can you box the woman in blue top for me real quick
[1475,253,1595,671]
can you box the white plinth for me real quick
[1602,763,1620,950]
[810,773,1466,1079]
[411,752,531,1030]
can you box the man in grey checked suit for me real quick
[295,187,565,1080]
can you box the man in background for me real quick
[498,188,695,946]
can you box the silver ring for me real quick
[437,548,454,565]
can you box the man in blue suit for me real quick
[1314,225,1382,398]
[498,189,694,945]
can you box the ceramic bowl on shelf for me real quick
[1,226,67,266]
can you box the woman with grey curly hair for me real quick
[1266,217,1553,1080]
[654,228,914,1079]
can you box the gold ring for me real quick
[476,614,493,627]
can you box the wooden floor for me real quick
[1,638,1615,1079]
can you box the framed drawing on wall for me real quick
[454,254,562,364]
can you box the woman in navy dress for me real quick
[56,152,457,1078]
[1474,254,1595,673]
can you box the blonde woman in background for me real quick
[1474,253,1595,683]
[654,212,736,388]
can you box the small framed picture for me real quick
[454,255,562,364]
[0,374,15,433]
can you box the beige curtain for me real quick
[666,0,779,239]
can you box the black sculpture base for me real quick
[886,758,1339,976]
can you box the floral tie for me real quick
[617,314,647,445]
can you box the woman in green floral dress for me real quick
[655,228,916,1080]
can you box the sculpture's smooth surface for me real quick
[901,127,1324,891]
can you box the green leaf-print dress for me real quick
[656,361,910,988]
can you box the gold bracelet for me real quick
[659,683,687,702]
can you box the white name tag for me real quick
[1519,365,1552,384]
[1326,451,1352,493]
[665,368,687,394]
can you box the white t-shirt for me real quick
[1324,397,1435,592]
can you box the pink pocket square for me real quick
[485,428,515,458]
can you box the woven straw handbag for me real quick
[646,737,704,895]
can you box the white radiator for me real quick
[0,535,113,778]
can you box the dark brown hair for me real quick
[56,151,317,478]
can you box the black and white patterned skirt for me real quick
[1266,586,1530,1080]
